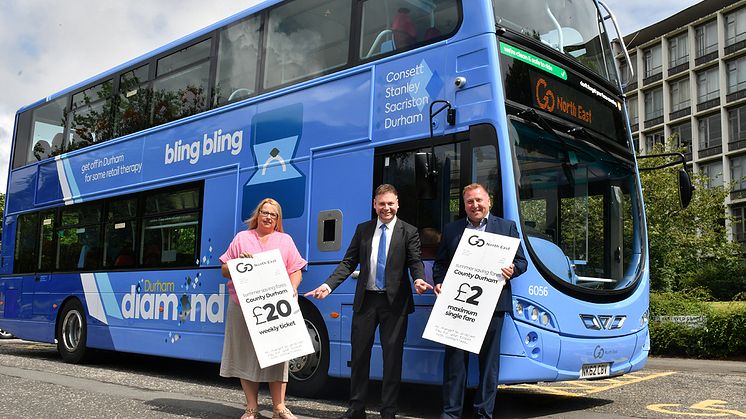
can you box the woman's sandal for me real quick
[242,407,260,419]
[272,407,297,419]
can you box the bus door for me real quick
[372,124,503,383]
[31,209,57,319]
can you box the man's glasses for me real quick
[259,210,279,219]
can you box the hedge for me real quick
[649,292,746,359]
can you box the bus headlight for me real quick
[541,312,550,326]
[531,307,539,321]
[515,302,524,317]
[641,309,649,326]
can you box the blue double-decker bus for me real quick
[1,0,650,395]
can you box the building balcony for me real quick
[630,122,639,132]
[644,116,664,128]
[697,98,720,112]
[698,144,722,158]
[669,107,691,120]
[724,39,746,56]
[729,137,746,152]
[731,188,746,201]
[642,72,663,85]
[624,81,638,93]
[695,51,718,66]
[668,62,689,77]
[726,88,746,103]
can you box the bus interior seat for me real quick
[380,40,395,54]
[51,133,64,154]
[33,140,51,161]
[423,27,441,40]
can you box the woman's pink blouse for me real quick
[219,229,307,304]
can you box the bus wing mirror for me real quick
[678,168,694,209]
[415,152,436,200]
[638,152,693,209]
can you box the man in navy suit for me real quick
[433,183,527,419]
[306,184,427,419]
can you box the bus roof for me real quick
[16,0,281,114]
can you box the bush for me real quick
[649,291,746,359]
[681,261,746,301]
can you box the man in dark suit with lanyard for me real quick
[432,183,528,419]
[306,184,428,419]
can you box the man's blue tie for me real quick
[375,224,387,290]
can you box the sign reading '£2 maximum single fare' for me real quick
[423,230,520,353]
[227,249,314,368]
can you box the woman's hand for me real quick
[239,251,254,258]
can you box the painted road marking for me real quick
[502,371,676,397]
[648,400,746,417]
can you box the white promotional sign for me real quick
[227,249,313,368]
[423,230,521,353]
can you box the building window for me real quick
[732,205,746,243]
[731,154,746,191]
[669,77,690,112]
[697,67,720,103]
[627,96,639,126]
[669,32,689,67]
[695,20,718,58]
[643,44,662,78]
[645,131,664,152]
[699,113,722,150]
[670,122,692,153]
[727,56,746,95]
[700,160,724,188]
[725,7,746,47]
[619,58,631,86]
[729,105,746,144]
[644,88,663,121]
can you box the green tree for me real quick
[639,142,741,292]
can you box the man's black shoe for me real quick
[337,408,366,419]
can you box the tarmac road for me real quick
[0,338,744,418]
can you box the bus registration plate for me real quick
[580,362,610,379]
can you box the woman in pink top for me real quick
[219,198,306,419]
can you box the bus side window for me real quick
[359,0,459,59]
[263,0,351,89]
[27,96,67,164]
[214,15,262,106]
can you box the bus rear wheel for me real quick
[57,299,89,364]
[288,302,330,397]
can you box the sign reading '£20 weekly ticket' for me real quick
[422,230,520,353]
[227,249,313,368]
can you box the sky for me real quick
[0,0,705,194]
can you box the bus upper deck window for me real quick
[27,96,67,164]
[360,0,459,59]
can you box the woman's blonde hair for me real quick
[245,198,284,232]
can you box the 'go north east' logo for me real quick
[535,78,555,112]
[235,262,254,273]
[467,235,485,247]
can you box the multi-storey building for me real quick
[621,0,746,243]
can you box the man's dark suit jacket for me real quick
[324,218,426,314]
[433,215,528,312]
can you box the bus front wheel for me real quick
[288,301,330,397]
[57,299,89,364]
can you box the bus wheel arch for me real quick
[288,298,330,397]
[56,298,89,364]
